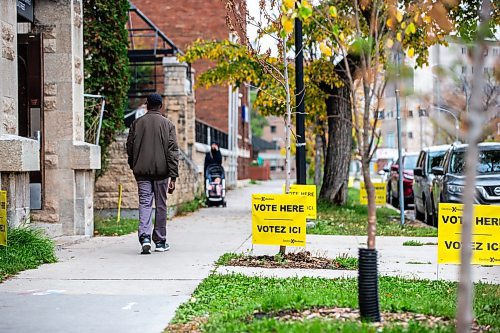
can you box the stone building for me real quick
[0,0,100,237]
[130,0,252,184]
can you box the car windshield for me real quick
[428,151,447,170]
[403,155,418,169]
[450,149,500,174]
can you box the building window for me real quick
[461,47,466,54]
[386,132,396,148]
[270,125,276,133]
[493,48,499,56]
[408,110,413,118]
[376,110,385,119]
[408,131,414,139]
[461,66,466,74]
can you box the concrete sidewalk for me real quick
[0,180,281,333]
[219,235,500,283]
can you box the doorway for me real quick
[17,33,44,210]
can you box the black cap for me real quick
[146,93,163,108]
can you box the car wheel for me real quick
[386,184,391,204]
[391,189,399,208]
[426,198,436,228]
[415,199,424,222]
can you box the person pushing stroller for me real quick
[204,142,222,172]
[204,142,226,206]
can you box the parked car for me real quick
[386,152,419,208]
[412,145,449,225]
[431,142,500,226]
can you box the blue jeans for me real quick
[137,179,168,243]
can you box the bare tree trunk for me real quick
[456,2,490,332]
[314,128,322,186]
[362,161,377,249]
[319,83,352,205]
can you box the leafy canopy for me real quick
[83,0,130,174]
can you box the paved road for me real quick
[0,181,280,333]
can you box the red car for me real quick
[386,153,419,208]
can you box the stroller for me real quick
[205,164,227,207]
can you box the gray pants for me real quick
[137,179,168,243]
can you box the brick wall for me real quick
[132,0,252,180]
[133,0,232,132]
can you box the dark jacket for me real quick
[204,150,222,174]
[126,110,179,181]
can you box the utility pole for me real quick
[295,6,306,185]
[395,50,405,225]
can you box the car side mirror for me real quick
[431,166,444,176]
[414,168,423,177]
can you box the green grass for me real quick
[309,188,438,237]
[177,196,206,216]
[215,252,245,266]
[0,227,57,281]
[170,274,500,332]
[403,240,424,246]
[94,217,138,236]
[334,254,358,270]
[94,196,206,236]
[249,180,260,185]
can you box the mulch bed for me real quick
[253,307,492,332]
[226,251,355,270]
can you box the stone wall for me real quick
[94,134,201,215]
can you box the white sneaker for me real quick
[155,242,170,252]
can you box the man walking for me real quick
[126,93,179,254]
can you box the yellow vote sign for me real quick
[438,203,500,265]
[252,194,307,247]
[359,182,386,205]
[283,184,317,220]
[0,191,7,246]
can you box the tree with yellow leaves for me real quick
[221,0,312,254]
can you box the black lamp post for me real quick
[295,5,306,185]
